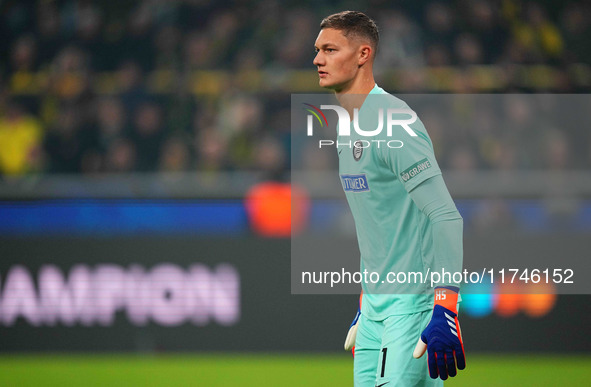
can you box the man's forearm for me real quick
[408,174,463,287]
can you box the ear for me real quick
[358,45,372,66]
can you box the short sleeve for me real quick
[378,115,441,192]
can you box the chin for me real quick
[319,79,336,90]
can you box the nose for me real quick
[313,51,324,67]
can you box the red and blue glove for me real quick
[413,286,466,380]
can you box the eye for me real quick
[326,48,335,53]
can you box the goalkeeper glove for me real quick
[344,292,362,353]
[413,286,465,380]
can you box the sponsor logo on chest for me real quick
[340,174,370,192]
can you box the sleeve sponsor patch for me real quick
[340,174,370,192]
[400,158,432,183]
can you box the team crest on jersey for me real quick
[353,140,363,161]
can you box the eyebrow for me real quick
[314,42,338,50]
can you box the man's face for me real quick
[313,28,361,91]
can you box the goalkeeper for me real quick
[313,11,465,386]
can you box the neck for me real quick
[335,71,376,116]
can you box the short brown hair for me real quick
[320,11,379,53]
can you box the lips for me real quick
[318,71,328,78]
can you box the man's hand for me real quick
[344,307,360,351]
[344,292,362,353]
[413,287,465,380]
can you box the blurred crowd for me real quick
[1,0,591,177]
